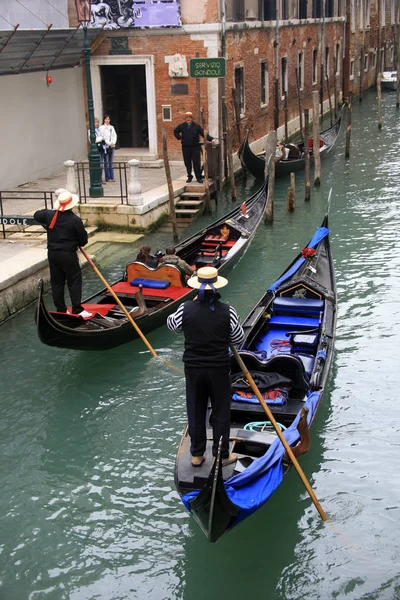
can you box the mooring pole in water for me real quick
[312,91,321,186]
[345,92,352,159]
[200,109,212,214]
[304,109,311,201]
[162,129,179,242]
[396,33,400,108]
[223,98,236,201]
[287,172,295,212]
[264,131,276,225]
[377,72,383,129]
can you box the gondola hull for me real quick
[175,211,337,542]
[240,114,342,180]
[36,179,268,351]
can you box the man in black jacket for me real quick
[173,111,213,184]
[167,266,244,468]
[34,191,92,318]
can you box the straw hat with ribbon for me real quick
[187,267,227,310]
[49,190,79,229]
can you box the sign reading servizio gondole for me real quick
[89,1,181,29]
[0,216,38,226]
[189,58,226,78]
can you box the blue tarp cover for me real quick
[267,226,329,292]
[182,392,320,525]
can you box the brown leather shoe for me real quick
[191,456,205,467]
[222,453,238,467]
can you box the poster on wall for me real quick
[89,0,181,29]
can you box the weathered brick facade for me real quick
[70,0,398,159]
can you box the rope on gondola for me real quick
[243,421,287,432]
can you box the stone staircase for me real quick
[158,180,216,234]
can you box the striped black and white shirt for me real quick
[167,302,245,347]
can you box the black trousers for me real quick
[48,250,83,313]
[182,145,202,180]
[185,367,231,459]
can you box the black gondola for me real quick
[240,113,342,179]
[36,179,268,351]
[175,209,336,542]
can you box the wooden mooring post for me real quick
[223,97,236,201]
[162,129,179,241]
[264,131,277,225]
[200,108,212,214]
[345,92,352,159]
[287,173,295,212]
[397,33,400,109]
[312,91,321,186]
[304,109,311,201]
[377,72,383,129]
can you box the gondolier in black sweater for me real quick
[34,191,92,318]
[167,266,244,468]
[173,111,214,184]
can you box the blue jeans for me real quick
[104,148,115,181]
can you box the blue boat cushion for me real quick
[269,315,320,329]
[130,278,170,289]
[255,329,292,357]
[273,296,324,315]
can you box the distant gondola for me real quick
[36,179,268,351]
[240,113,342,180]
[175,209,336,542]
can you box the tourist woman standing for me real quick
[100,114,117,182]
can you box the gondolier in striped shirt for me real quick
[167,266,244,468]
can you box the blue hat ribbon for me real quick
[197,275,218,311]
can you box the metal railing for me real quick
[75,161,129,204]
[0,190,54,239]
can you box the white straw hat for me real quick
[187,266,228,290]
[54,191,79,211]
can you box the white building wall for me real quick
[0,0,68,29]
[0,67,87,189]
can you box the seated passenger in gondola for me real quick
[159,246,195,277]
[275,142,289,162]
[135,244,158,268]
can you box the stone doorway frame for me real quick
[91,55,157,156]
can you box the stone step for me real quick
[180,193,206,200]
[175,200,204,207]
[175,208,200,216]
[185,183,206,193]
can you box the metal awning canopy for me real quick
[0,28,100,76]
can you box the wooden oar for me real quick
[79,246,158,357]
[230,345,328,521]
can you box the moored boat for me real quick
[381,70,397,90]
[240,113,342,180]
[175,210,336,542]
[36,179,268,351]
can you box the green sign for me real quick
[190,58,226,78]
[0,216,39,226]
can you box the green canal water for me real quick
[1,90,400,599]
